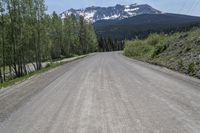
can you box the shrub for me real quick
[179,33,188,39]
[124,40,142,57]
[124,33,168,59]
[189,27,200,36]
[146,34,165,46]
[177,60,184,70]
[146,34,160,46]
[45,63,52,68]
[184,46,191,52]
[124,40,154,58]
[188,62,196,74]
[152,43,168,58]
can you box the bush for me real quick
[146,34,165,46]
[45,63,52,68]
[189,27,200,36]
[177,60,184,70]
[124,27,200,78]
[124,33,168,59]
[188,62,196,74]
[184,46,191,52]
[152,43,168,58]
[124,40,154,58]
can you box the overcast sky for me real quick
[45,0,200,16]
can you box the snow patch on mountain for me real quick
[124,7,139,12]
[104,14,121,20]
[84,11,96,20]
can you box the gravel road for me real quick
[0,52,200,133]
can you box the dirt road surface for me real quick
[0,52,200,133]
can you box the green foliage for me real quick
[124,33,167,58]
[188,62,196,74]
[124,27,200,78]
[0,0,97,84]
[146,34,162,46]
[45,63,52,68]
[177,60,184,70]
[184,46,192,52]
[188,27,200,36]
[152,43,168,57]
[124,40,154,58]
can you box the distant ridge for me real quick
[93,13,200,40]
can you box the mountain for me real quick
[61,4,161,23]
[93,13,200,40]
[61,4,200,40]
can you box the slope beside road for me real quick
[0,52,200,133]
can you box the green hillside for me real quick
[94,13,200,40]
[124,28,200,78]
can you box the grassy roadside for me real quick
[124,27,200,78]
[0,55,87,89]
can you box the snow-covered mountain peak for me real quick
[61,4,162,23]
